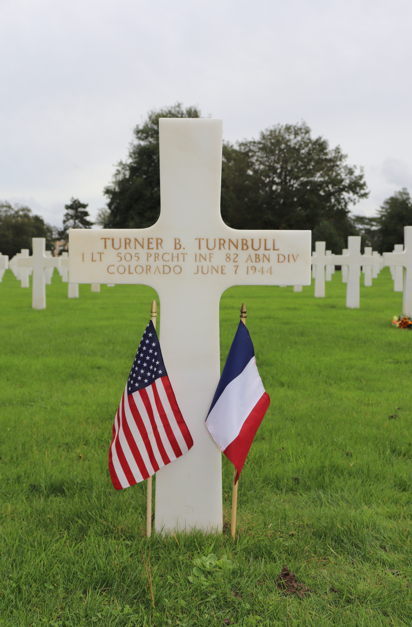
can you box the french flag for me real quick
[205,321,270,483]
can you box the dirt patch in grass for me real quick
[276,565,311,598]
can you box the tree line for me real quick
[0,198,93,258]
[1,103,411,258]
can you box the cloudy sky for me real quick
[1,0,411,228]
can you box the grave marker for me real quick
[60,255,79,298]
[383,227,412,315]
[0,253,8,282]
[9,254,20,280]
[17,250,30,288]
[311,241,333,297]
[69,119,311,532]
[363,247,373,287]
[333,237,373,308]
[393,245,403,292]
[45,252,54,284]
[372,251,381,279]
[341,248,348,282]
[58,252,69,282]
[325,250,333,281]
[18,238,60,309]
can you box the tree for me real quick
[221,122,368,252]
[377,188,412,252]
[350,215,381,251]
[103,103,201,229]
[0,202,55,258]
[61,198,93,239]
[102,111,368,255]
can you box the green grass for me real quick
[0,269,411,626]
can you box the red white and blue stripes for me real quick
[109,321,193,490]
[206,321,270,482]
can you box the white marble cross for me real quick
[392,245,403,292]
[18,238,60,309]
[0,253,8,282]
[372,251,381,279]
[60,254,79,298]
[58,252,69,282]
[341,248,348,282]
[311,241,334,297]
[69,119,311,533]
[44,252,54,284]
[17,249,31,288]
[363,247,373,287]
[333,236,373,308]
[325,250,333,281]
[384,227,412,315]
[9,254,21,280]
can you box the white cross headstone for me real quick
[363,247,373,287]
[9,254,21,280]
[341,249,348,282]
[18,238,60,309]
[393,245,403,292]
[58,252,69,282]
[383,227,412,315]
[311,241,333,297]
[333,236,373,308]
[0,253,8,282]
[45,252,54,284]
[60,254,79,298]
[372,251,381,279]
[68,283,79,298]
[69,119,311,533]
[17,249,31,288]
[325,251,333,281]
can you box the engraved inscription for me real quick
[76,235,304,281]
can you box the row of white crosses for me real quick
[1,242,114,306]
[308,234,410,310]
[384,227,412,315]
[16,239,61,308]
[390,244,404,292]
[2,232,410,316]
[0,253,8,282]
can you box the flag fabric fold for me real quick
[205,321,270,483]
[109,320,193,490]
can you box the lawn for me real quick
[0,268,411,626]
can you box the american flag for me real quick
[109,320,193,490]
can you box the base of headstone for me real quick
[293,285,302,292]
[91,284,100,292]
[68,283,79,298]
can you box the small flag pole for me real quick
[146,299,157,538]
[231,301,247,540]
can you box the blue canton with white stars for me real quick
[127,321,167,396]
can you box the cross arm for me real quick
[383,252,405,267]
[69,227,312,288]
[17,257,33,268]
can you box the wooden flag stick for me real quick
[146,300,157,538]
[231,302,247,540]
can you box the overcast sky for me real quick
[1,0,411,228]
